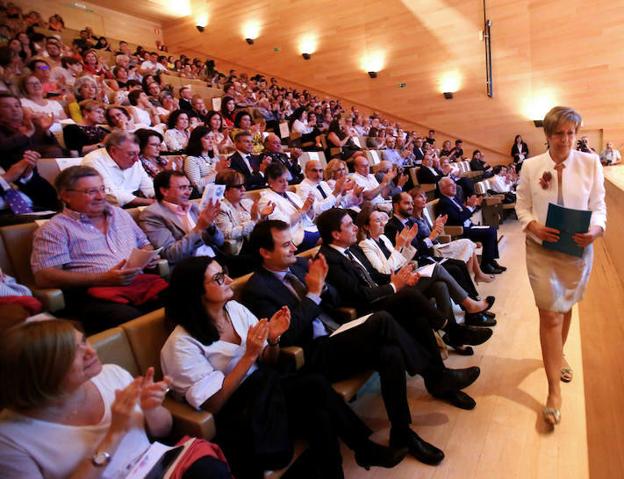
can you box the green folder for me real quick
[542,203,591,257]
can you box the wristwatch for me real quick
[267,335,281,347]
[91,450,112,467]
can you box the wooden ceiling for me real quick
[96,0,624,158]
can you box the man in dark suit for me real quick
[229,131,270,190]
[385,192,497,330]
[241,220,482,465]
[413,137,425,163]
[416,154,443,185]
[437,177,506,274]
[263,133,303,184]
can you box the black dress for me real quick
[63,124,110,156]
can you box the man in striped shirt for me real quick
[31,165,161,332]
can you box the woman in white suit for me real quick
[516,106,606,426]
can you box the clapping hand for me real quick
[140,367,172,411]
[245,319,269,360]
[268,306,291,343]
[397,173,409,188]
[301,193,315,213]
[397,223,418,249]
[305,253,328,295]
[196,199,220,230]
[110,378,142,435]
[390,263,416,291]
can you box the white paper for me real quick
[211,97,222,111]
[126,442,173,479]
[308,151,319,161]
[199,183,225,209]
[279,122,289,139]
[369,150,380,165]
[124,247,163,270]
[55,157,83,171]
[352,136,361,147]
[416,263,436,278]
[330,314,372,337]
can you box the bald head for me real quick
[354,155,370,176]
[305,160,324,183]
[264,133,282,153]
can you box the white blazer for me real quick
[516,149,606,244]
[259,189,317,246]
[359,235,417,275]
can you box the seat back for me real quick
[298,151,327,170]
[366,150,381,166]
[426,199,439,220]
[90,327,141,377]
[230,273,252,302]
[475,181,487,195]
[0,222,40,286]
[0,233,14,277]
[121,309,169,379]
[37,158,82,187]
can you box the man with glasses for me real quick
[262,133,303,184]
[82,130,155,207]
[31,166,163,333]
[139,170,224,266]
[297,159,354,215]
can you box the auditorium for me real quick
[0,1,621,477]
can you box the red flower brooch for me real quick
[539,171,552,189]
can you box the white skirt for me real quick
[434,238,476,263]
[525,238,593,313]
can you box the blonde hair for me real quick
[324,158,347,181]
[543,106,582,137]
[0,320,78,410]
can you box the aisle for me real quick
[341,221,589,479]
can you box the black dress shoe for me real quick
[485,310,496,319]
[354,441,407,470]
[433,390,477,410]
[481,263,503,275]
[443,333,474,355]
[426,366,481,396]
[390,429,445,465]
[465,312,497,327]
[491,260,507,271]
[449,325,493,345]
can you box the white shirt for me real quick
[164,128,189,152]
[161,301,263,410]
[350,172,383,205]
[0,365,149,479]
[297,178,339,215]
[82,148,155,206]
[359,235,416,274]
[516,149,606,244]
[259,189,317,246]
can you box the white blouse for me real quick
[0,365,149,479]
[160,300,264,410]
[164,128,189,152]
[214,198,257,255]
[516,149,606,244]
[359,235,417,275]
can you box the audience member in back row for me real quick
[82,130,155,207]
[323,158,364,209]
[0,319,232,479]
[259,162,320,252]
[138,170,224,266]
[63,100,110,156]
[184,126,229,194]
[162,256,404,478]
[229,130,270,190]
[0,92,63,165]
[298,159,356,216]
[30,166,164,333]
[262,132,303,183]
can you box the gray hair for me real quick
[55,165,101,192]
[543,106,582,137]
[73,75,98,98]
[104,130,138,151]
[438,176,454,189]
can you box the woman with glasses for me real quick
[63,100,109,156]
[324,158,363,209]
[183,126,230,194]
[18,74,66,133]
[135,128,170,178]
[214,169,274,255]
[161,256,405,479]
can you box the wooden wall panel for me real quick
[159,0,624,163]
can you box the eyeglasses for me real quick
[310,168,324,173]
[209,270,228,285]
[36,65,50,71]
[67,186,111,197]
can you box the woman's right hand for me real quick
[109,378,142,436]
[528,221,560,242]
[245,319,269,360]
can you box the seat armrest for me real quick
[484,196,502,206]
[164,396,216,440]
[335,307,357,323]
[437,234,452,244]
[443,225,464,236]
[279,346,305,370]
[32,288,65,312]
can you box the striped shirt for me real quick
[31,206,150,274]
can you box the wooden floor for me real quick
[340,220,592,478]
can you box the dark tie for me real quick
[316,184,328,199]
[376,238,392,259]
[284,271,307,300]
[281,192,300,210]
[345,248,378,287]
[243,155,254,174]
[1,187,33,214]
